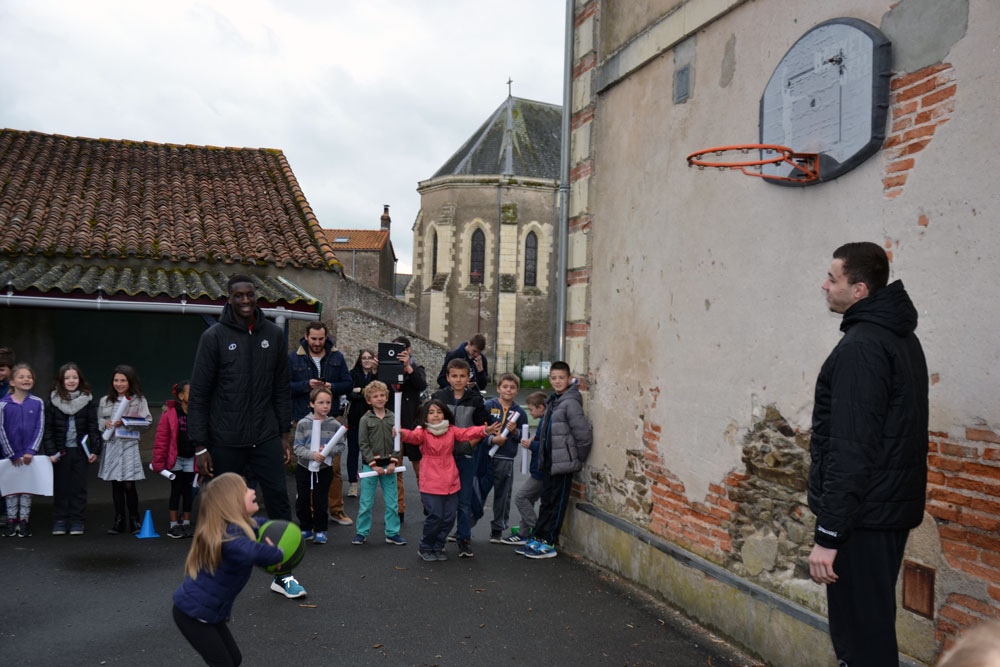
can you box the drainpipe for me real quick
[555,0,573,361]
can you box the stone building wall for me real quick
[565,0,999,664]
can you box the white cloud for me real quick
[0,0,567,274]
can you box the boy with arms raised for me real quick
[431,359,489,557]
[520,362,592,560]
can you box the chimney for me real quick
[380,204,391,231]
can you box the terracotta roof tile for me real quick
[321,228,390,251]
[0,129,340,271]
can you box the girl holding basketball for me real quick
[173,472,285,667]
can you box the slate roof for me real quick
[321,228,391,252]
[0,257,318,311]
[432,97,562,180]
[0,128,340,270]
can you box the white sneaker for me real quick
[347,483,359,498]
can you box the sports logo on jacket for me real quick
[228,343,237,351]
[261,340,270,349]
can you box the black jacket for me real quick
[188,304,292,448]
[808,280,928,548]
[42,395,102,457]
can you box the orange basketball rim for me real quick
[686,143,820,184]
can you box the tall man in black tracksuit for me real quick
[807,243,928,666]
[189,275,307,599]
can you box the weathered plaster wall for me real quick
[570,0,999,663]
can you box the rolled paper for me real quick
[500,412,521,438]
[80,436,92,458]
[520,425,530,475]
[358,465,406,479]
[102,396,130,441]
[310,424,348,472]
[51,452,62,462]
[488,443,499,458]
[311,419,322,451]
[149,463,176,480]
[192,474,200,489]
[393,392,402,452]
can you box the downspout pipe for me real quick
[0,293,319,323]
[555,0,573,361]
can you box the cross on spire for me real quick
[507,77,513,97]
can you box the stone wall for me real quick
[334,307,448,379]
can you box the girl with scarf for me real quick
[44,363,102,535]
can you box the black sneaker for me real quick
[458,540,474,558]
[18,521,31,537]
[52,520,68,536]
[167,524,185,539]
[489,531,502,544]
[183,523,195,538]
[69,522,85,536]
[4,520,17,537]
[419,549,436,562]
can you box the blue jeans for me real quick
[420,491,458,552]
[455,455,474,542]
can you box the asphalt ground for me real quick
[1,457,764,667]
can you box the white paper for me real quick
[358,465,406,478]
[80,436,92,458]
[148,463,176,480]
[490,412,522,457]
[103,397,130,441]
[50,452,62,462]
[393,392,402,452]
[310,424,348,472]
[0,456,54,496]
[520,425,530,475]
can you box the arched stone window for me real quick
[431,229,439,278]
[470,228,485,284]
[524,231,538,287]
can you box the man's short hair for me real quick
[468,333,486,351]
[497,372,520,388]
[392,336,411,348]
[363,380,388,400]
[227,274,256,292]
[833,242,889,295]
[305,321,328,335]
[447,358,471,374]
[550,361,571,375]
[526,391,547,408]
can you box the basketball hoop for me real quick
[686,144,820,184]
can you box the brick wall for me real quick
[883,64,957,198]
[927,427,1000,651]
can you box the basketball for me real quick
[257,520,304,574]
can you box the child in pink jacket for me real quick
[152,381,195,538]
[400,399,500,561]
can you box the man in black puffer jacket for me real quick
[807,242,928,667]
[189,275,305,599]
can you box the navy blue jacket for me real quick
[436,343,489,391]
[288,337,352,421]
[484,398,528,460]
[172,523,283,623]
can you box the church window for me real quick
[470,229,485,284]
[524,231,538,287]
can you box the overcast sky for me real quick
[0,0,567,273]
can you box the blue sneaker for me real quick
[301,530,314,541]
[514,538,541,556]
[313,531,327,545]
[270,574,306,599]
[524,541,557,559]
[351,533,367,545]
[52,520,68,536]
[385,534,407,546]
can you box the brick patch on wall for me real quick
[927,427,1000,650]
[883,63,956,198]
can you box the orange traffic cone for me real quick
[136,509,159,539]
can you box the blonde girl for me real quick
[172,473,284,666]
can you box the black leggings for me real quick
[173,605,242,667]
[169,471,195,513]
